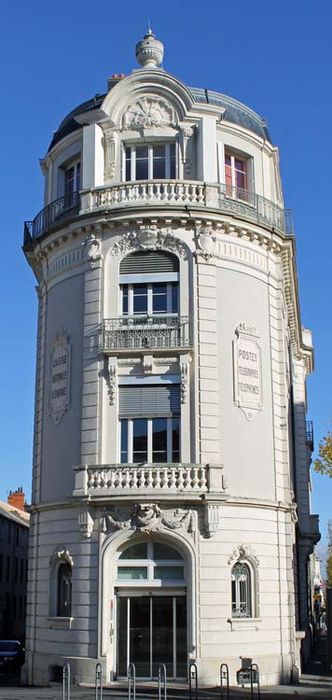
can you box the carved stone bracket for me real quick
[143,354,154,374]
[110,226,189,259]
[180,358,190,403]
[78,506,94,539]
[195,225,217,261]
[104,130,118,180]
[50,548,74,567]
[179,124,195,165]
[82,233,102,268]
[204,503,223,538]
[228,543,259,567]
[101,502,193,535]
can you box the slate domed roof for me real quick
[47,84,271,153]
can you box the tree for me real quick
[313,432,332,477]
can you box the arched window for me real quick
[231,562,252,618]
[57,562,72,617]
[117,541,184,582]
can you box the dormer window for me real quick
[124,144,176,181]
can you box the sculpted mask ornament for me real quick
[110,227,188,259]
[123,97,176,130]
[102,502,193,534]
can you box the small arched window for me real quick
[57,562,72,617]
[231,562,252,618]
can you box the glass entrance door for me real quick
[117,595,187,678]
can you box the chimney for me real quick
[8,487,25,512]
[107,73,126,91]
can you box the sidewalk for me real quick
[0,681,332,700]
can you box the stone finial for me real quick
[136,28,164,68]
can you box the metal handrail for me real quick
[158,663,167,700]
[128,662,136,700]
[95,662,103,700]
[188,661,198,700]
[62,663,71,700]
[220,663,229,700]
[219,184,293,234]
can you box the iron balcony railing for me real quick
[219,184,293,234]
[306,420,314,451]
[103,315,192,352]
[23,181,294,244]
[24,191,80,243]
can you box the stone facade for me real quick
[23,31,319,687]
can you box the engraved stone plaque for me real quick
[49,330,71,424]
[233,322,262,421]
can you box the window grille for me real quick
[231,562,252,618]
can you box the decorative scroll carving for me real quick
[110,226,188,259]
[204,503,222,538]
[82,233,101,268]
[49,329,71,425]
[180,360,189,403]
[104,130,118,180]
[122,97,177,130]
[233,322,262,421]
[195,226,217,260]
[105,358,117,406]
[78,506,94,539]
[102,502,193,535]
[228,544,259,567]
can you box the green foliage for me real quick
[313,432,332,477]
[326,553,332,588]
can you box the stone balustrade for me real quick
[24,180,293,242]
[73,462,227,498]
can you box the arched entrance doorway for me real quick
[115,540,187,679]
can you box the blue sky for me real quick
[1,0,331,559]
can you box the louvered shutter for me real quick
[119,385,180,418]
[120,251,178,275]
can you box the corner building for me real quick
[24,31,319,686]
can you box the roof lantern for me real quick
[135,27,164,68]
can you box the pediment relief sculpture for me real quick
[122,96,177,131]
[101,502,193,534]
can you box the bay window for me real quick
[124,143,176,181]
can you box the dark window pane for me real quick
[154,566,184,580]
[133,419,148,462]
[117,597,128,676]
[119,543,148,559]
[121,419,128,463]
[153,145,166,179]
[57,563,72,617]
[172,418,180,462]
[152,418,167,462]
[170,144,176,179]
[172,283,179,312]
[153,543,182,560]
[133,284,148,314]
[152,283,167,313]
[122,285,128,314]
[176,596,187,677]
[136,146,149,180]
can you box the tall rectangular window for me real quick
[64,161,81,207]
[124,143,176,181]
[119,385,180,463]
[121,282,178,316]
[225,152,249,199]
